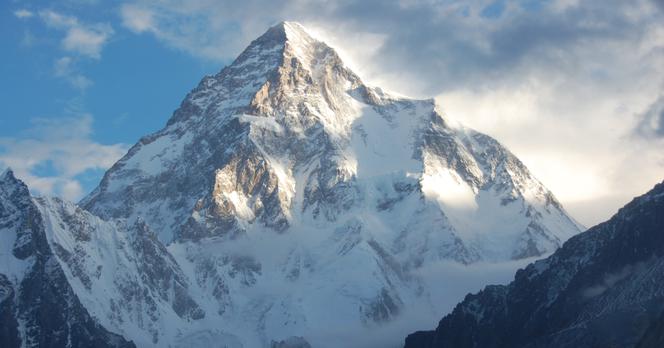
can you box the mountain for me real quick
[404,180,664,348]
[81,21,580,261]
[637,310,664,348]
[2,22,581,347]
[0,169,135,348]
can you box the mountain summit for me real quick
[82,21,580,259]
[2,22,581,347]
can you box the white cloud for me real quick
[120,4,156,33]
[62,25,113,58]
[433,16,664,226]
[39,10,79,28]
[117,1,296,60]
[22,10,114,91]
[301,23,388,82]
[38,10,113,59]
[14,9,34,19]
[0,115,128,202]
[434,72,664,227]
[54,56,93,90]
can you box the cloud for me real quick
[39,10,113,59]
[54,56,93,90]
[635,95,664,139]
[120,4,156,33]
[14,9,34,19]
[16,9,115,92]
[62,25,113,58]
[655,0,664,11]
[0,115,128,201]
[117,1,290,60]
[39,10,79,28]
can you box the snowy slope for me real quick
[0,169,134,348]
[36,196,206,346]
[4,22,582,347]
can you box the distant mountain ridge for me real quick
[1,22,581,347]
[405,180,664,348]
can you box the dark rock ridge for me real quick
[636,309,664,348]
[404,180,664,348]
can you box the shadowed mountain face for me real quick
[405,180,664,348]
[637,310,664,348]
[1,22,581,347]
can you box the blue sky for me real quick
[1,2,225,200]
[1,5,220,144]
[1,0,663,226]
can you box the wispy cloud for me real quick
[117,2,275,60]
[13,8,115,92]
[54,56,93,90]
[38,10,114,59]
[14,9,34,19]
[0,115,128,201]
[120,4,156,33]
[635,95,664,139]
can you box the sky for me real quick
[0,0,663,227]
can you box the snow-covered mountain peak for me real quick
[72,22,584,346]
[83,21,579,255]
[237,20,351,79]
[279,21,311,38]
[1,167,17,186]
[0,168,29,208]
[276,20,320,54]
[161,20,366,131]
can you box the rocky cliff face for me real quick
[3,22,581,347]
[36,196,206,345]
[404,180,664,348]
[0,169,135,348]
